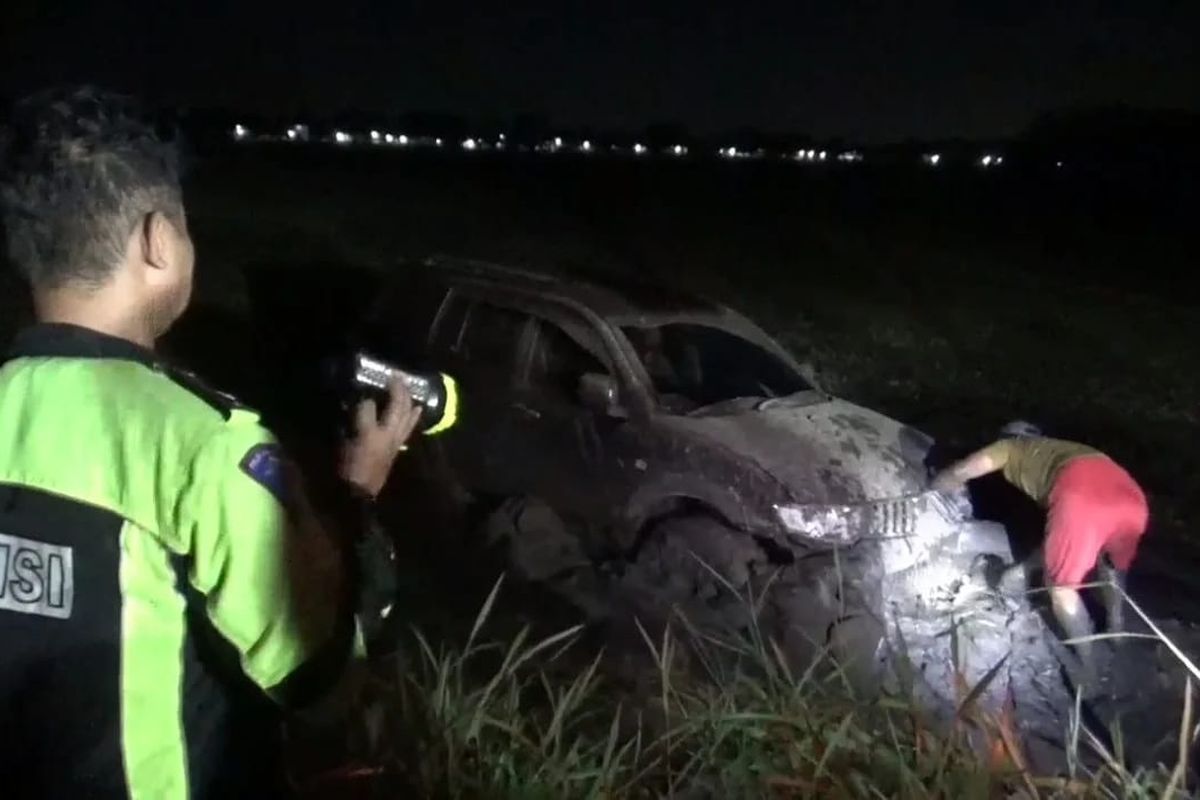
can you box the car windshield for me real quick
[622,323,812,409]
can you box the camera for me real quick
[348,351,459,435]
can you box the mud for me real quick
[491,496,1200,778]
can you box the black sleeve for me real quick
[314,479,399,657]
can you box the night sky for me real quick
[2,1,1197,142]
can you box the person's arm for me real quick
[179,379,421,708]
[931,440,1012,493]
[180,423,353,707]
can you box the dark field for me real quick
[168,147,1199,608]
[2,148,1196,590]
[4,146,1199,794]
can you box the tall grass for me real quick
[294,574,1196,799]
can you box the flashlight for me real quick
[351,351,459,435]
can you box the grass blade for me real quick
[955,653,1009,719]
[465,573,506,655]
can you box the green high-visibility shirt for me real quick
[0,323,360,800]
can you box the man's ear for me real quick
[140,211,176,274]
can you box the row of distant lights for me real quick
[923,152,1005,168]
[241,124,868,163]
[238,125,1011,168]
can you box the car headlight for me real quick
[775,491,970,548]
[773,503,867,545]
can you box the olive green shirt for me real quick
[979,436,1103,505]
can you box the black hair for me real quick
[0,86,184,289]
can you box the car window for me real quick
[455,300,531,368]
[622,322,810,408]
[527,319,609,401]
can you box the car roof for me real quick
[372,253,816,383]
[413,256,727,322]
[378,256,807,378]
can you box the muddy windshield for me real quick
[622,323,812,410]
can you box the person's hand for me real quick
[339,378,422,498]
[930,470,961,494]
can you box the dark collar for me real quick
[7,323,158,369]
[5,323,244,418]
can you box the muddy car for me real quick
[229,256,1182,774]
[353,260,1033,662]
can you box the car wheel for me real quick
[616,514,767,642]
[619,515,885,688]
[764,548,885,688]
[483,496,611,620]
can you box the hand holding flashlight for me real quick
[339,376,422,498]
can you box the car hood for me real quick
[657,396,934,504]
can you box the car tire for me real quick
[483,496,612,621]
[615,514,766,643]
[617,515,885,689]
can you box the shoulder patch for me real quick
[239,443,289,504]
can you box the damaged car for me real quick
[351,259,1055,676]
[233,255,1183,774]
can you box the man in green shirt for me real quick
[0,87,421,798]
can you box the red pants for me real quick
[1044,456,1149,585]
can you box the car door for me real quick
[426,290,535,498]
[510,311,650,533]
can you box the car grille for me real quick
[871,496,920,536]
[870,492,962,537]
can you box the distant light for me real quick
[385,133,395,144]
[721,146,740,159]
[398,134,410,146]
[819,150,827,161]
[672,144,687,156]
[837,150,863,163]
[581,140,593,152]
[462,138,478,151]
[499,133,507,141]
[370,130,381,142]
[807,149,816,160]
[334,130,352,145]
[980,154,997,167]
[1056,160,1063,168]
[996,156,1004,165]
[435,138,443,147]
[923,153,941,167]
[633,143,647,155]
[286,129,298,140]
[554,136,563,148]
[232,124,248,140]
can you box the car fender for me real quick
[622,473,778,542]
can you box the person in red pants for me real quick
[932,421,1150,681]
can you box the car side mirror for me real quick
[578,373,625,418]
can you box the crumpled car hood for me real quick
[658,396,934,504]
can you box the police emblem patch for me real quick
[239,443,289,504]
